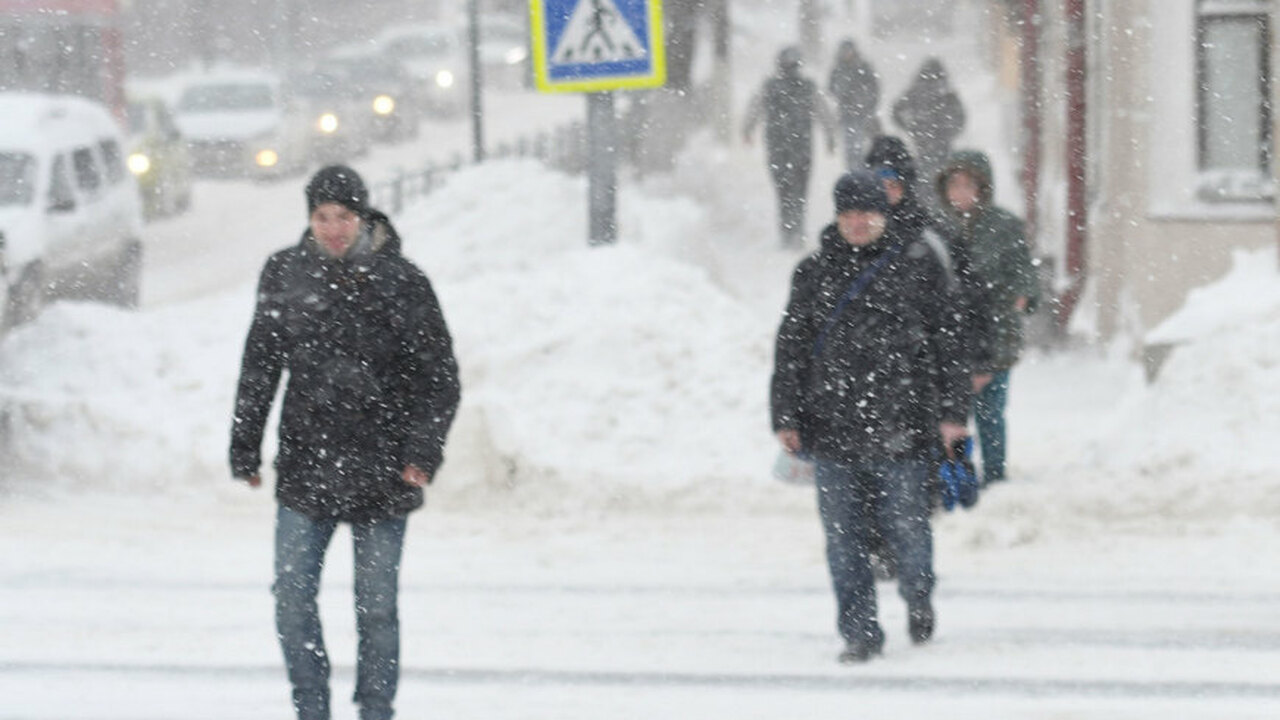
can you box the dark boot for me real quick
[908,598,935,644]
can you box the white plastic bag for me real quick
[772,450,815,486]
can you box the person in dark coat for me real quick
[828,38,880,170]
[936,149,1038,486]
[771,170,970,663]
[230,165,461,720]
[743,46,837,247]
[892,57,966,200]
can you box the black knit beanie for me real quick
[833,170,890,214]
[305,165,369,217]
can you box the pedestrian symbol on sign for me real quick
[551,0,647,65]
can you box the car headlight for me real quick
[435,70,455,89]
[317,113,339,134]
[127,153,152,176]
[255,149,279,168]
[504,46,528,65]
[373,95,395,115]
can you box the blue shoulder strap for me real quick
[811,243,904,358]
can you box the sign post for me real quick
[531,0,666,245]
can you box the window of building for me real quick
[1196,0,1274,201]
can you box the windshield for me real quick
[385,35,455,59]
[0,153,36,206]
[178,83,275,113]
[126,102,147,134]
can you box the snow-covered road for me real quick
[2,497,1278,719]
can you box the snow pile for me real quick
[394,161,778,510]
[1095,247,1280,518]
[0,297,249,494]
[0,161,780,511]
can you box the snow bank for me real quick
[0,161,781,513]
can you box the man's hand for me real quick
[939,422,969,459]
[1014,296,1029,313]
[776,429,802,455]
[402,464,431,487]
[237,475,262,489]
[972,373,993,393]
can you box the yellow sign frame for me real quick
[529,0,666,93]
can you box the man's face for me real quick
[837,210,887,247]
[945,171,982,214]
[883,179,905,206]
[310,202,362,258]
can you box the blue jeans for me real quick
[273,505,407,720]
[974,369,1011,483]
[814,458,934,648]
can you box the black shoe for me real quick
[838,639,883,664]
[908,600,935,644]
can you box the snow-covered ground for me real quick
[2,3,1278,718]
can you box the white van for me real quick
[0,93,144,328]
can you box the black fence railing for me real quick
[368,120,588,216]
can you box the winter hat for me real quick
[833,170,890,215]
[865,135,918,186]
[305,165,369,217]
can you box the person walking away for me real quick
[771,170,970,663]
[936,150,1038,486]
[743,46,837,248]
[230,165,462,720]
[828,38,880,170]
[892,57,965,204]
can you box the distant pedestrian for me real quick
[771,170,970,663]
[892,57,965,198]
[743,46,837,247]
[828,38,880,170]
[936,149,1039,486]
[230,165,461,720]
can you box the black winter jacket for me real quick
[771,223,970,462]
[230,212,461,521]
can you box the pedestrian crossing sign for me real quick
[531,0,666,92]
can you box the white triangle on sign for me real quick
[551,0,647,65]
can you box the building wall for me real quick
[1088,0,1275,339]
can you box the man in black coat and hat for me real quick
[230,165,461,720]
[771,170,970,663]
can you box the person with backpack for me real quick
[892,57,966,201]
[771,170,970,663]
[743,46,837,247]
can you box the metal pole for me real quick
[587,92,618,245]
[1055,0,1088,334]
[1020,0,1041,250]
[468,0,485,163]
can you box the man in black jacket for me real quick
[230,165,460,720]
[771,171,969,663]
[743,46,836,247]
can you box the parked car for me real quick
[0,93,144,327]
[330,53,423,142]
[284,70,372,163]
[374,23,468,116]
[173,70,309,178]
[125,95,193,220]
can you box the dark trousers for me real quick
[273,505,407,720]
[814,457,935,648]
[769,156,812,247]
